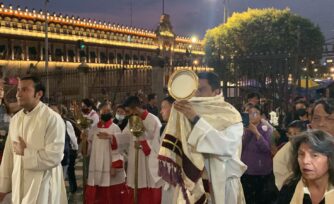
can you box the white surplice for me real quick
[87,123,125,186]
[185,119,247,204]
[0,102,67,204]
[273,141,293,190]
[116,112,163,188]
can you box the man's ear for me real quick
[213,89,221,96]
[35,90,43,100]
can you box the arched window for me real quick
[28,47,38,61]
[109,52,115,63]
[124,54,131,64]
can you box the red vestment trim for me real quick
[140,110,149,120]
[128,187,162,204]
[111,135,118,150]
[139,140,151,156]
[97,119,113,128]
[85,183,130,204]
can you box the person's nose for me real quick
[317,117,326,127]
[301,154,311,165]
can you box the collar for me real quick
[23,101,42,115]
[303,180,334,198]
[140,110,149,120]
[97,119,113,128]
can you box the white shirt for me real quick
[65,121,78,150]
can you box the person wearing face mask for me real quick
[284,99,308,128]
[113,105,128,131]
[84,102,129,204]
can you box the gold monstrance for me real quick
[128,115,145,204]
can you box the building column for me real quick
[24,40,29,61]
[8,39,14,60]
[87,46,90,63]
[64,44,68,62]
[97,48,100,64]
[20,41,24,60]
[39,42,43,61]
[106,47,110,64]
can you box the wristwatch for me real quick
[191,115,200,125]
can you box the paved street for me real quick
[66,155,84,204]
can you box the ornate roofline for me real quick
[0,3,203,46]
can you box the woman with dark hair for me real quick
[276,130,334,203]
[113,104,128,131]
[241,104,277,204]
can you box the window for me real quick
[28,47,38,61]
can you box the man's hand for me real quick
[0,192,7,202]
[13,137,26,156]
[174,100,198,122]
[97,132,112,140]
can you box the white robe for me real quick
[0,102,67,204]
[184,119,247,204]
[116,112,163,188]
[87,123,125,186]
[273,141,293,190]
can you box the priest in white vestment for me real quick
[0,76,67,204]
[161,72,247,204]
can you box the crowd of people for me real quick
[0,73,333,204]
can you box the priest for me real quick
[0,76,67,204]
[159,72,247,204]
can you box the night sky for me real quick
[8,0,334,40]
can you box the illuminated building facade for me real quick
[0,4,210,101]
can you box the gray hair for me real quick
[290,129,334,185]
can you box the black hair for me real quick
[98,102,110,110]
[294,99,308,109]
[247,92,260,100]
[249,104,263,115]
[147,93,157,101]
[293,96,305,102]
[82,98,94,108]
[123,96,141,108]
[162,96,175,105]
[311,98,334,116]
[197,72,220,92]
[287,120,307,132]
[20,75,45,99]
[116,104,125,110]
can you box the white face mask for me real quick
[115,113,125,121]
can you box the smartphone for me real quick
[241,112,250,127]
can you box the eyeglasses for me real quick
[249,112,259,117]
